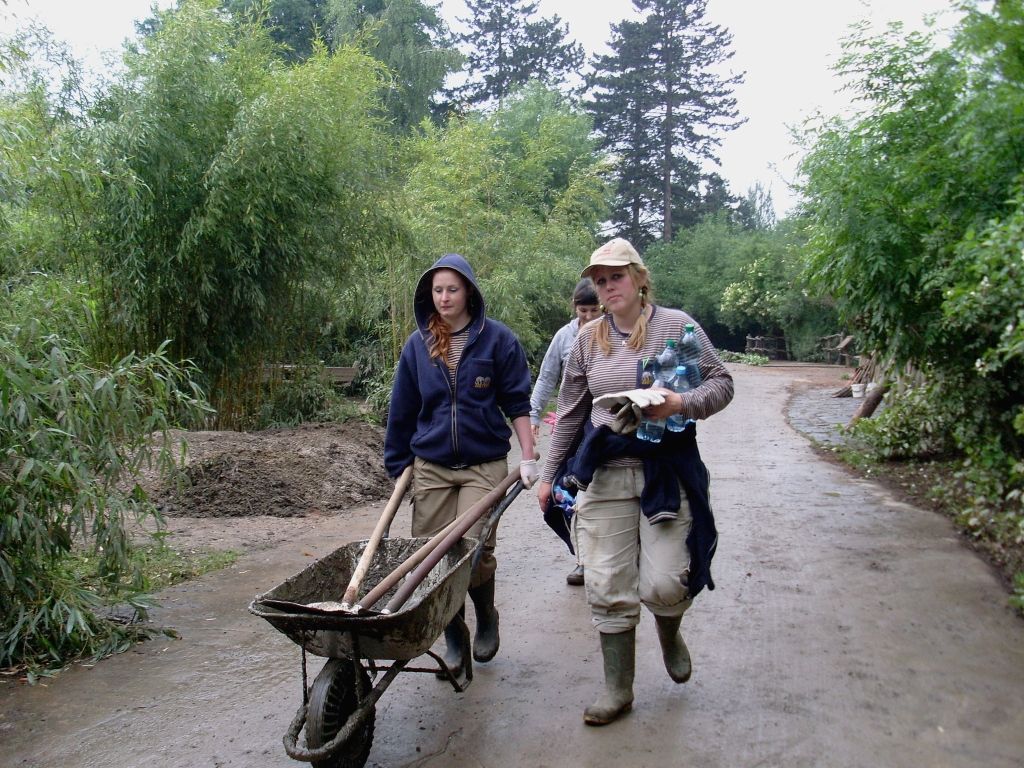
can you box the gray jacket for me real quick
[529,317,583,426]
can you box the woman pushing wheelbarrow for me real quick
[250,252,536,768]
[384,252,538,684]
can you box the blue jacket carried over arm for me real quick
[563,423,717,599]
[384,253,532,477]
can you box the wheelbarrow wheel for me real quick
[307,658,375,768]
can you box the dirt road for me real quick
[3,364,1023,768]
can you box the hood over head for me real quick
[413,253,485,331]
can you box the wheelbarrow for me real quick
[249,466,525,768]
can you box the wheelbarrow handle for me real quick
[357,466,522,613]
[341,464,412,608]
[382,468,523,614]
[471,479,524,572]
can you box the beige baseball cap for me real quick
[581,238,644,278]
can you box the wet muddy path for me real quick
[3,364,1023,768]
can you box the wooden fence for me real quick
[818,334,856,366]
[262,364,360,386]
[744,335,790,360]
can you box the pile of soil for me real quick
[151,422,391,518]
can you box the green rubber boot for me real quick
[655,614,692,683]
[583,629,635,726]
[468,576,500,663]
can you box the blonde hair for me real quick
[592,264,654,356]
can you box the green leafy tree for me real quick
[643,215,830,355]
[798,22,965,368]
[588,0,743,243]
[400,82,608,354]
[644,215,745,340]
[734,181,777,231]
[718,218,836,358]
[220,0,330,61]
[327,0,463,130]
[940,191,1024,544]
[219,0,462,130]
[455,0,584,108]
[800,6,1023,372]
[0,25,100,283]
[0,1,17,84]
[587,17,663,247]
[673,170,738,231]
[92,0,398,419]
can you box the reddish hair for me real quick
[427,313,452,361]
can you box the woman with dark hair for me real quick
[535,238,734,725]
[385,253,538,683]
[530,277,600,585]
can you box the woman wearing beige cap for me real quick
[536,237,733,725]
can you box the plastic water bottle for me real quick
[667,365,691,432]
[637,341,678,442]
[679,324,702,389]
[656,338,679,375]
[636,386,668,442]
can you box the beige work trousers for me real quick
[574,464,693,634]
[411,456,508,588]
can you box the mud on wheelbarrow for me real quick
[249,477,523,768]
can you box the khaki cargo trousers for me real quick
[411,456,508,588]
[574,464,693,634]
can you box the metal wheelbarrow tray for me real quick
[250,535,474,661]
[249,471,524,768]
[248,536,479,768]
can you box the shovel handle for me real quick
[358,466,522,613]
[382,468,522,614]
[341,465,412,607]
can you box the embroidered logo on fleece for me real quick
[474,376,492,389]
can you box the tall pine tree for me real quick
[589,0,743,244]
[220,0,330,62]
[329,0,463,131]
[455,0,584,109]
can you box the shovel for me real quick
[355,465,523,614]
[340,464,413,610]
[383,475,524,614]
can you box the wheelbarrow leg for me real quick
[434,606,473,687]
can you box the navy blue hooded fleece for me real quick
[384,254,532,477]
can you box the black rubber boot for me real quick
[435,606,470,684]
[583,629,635,726]
[468,576,500,663]
[655,614,692,683]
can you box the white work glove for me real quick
[593,388,666,410]
[519,459,540,489]
[593,388,667,435]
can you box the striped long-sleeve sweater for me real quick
[540,305,734,484]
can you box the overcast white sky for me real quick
[7,0,960,216]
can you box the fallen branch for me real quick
[849,384,888,425]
